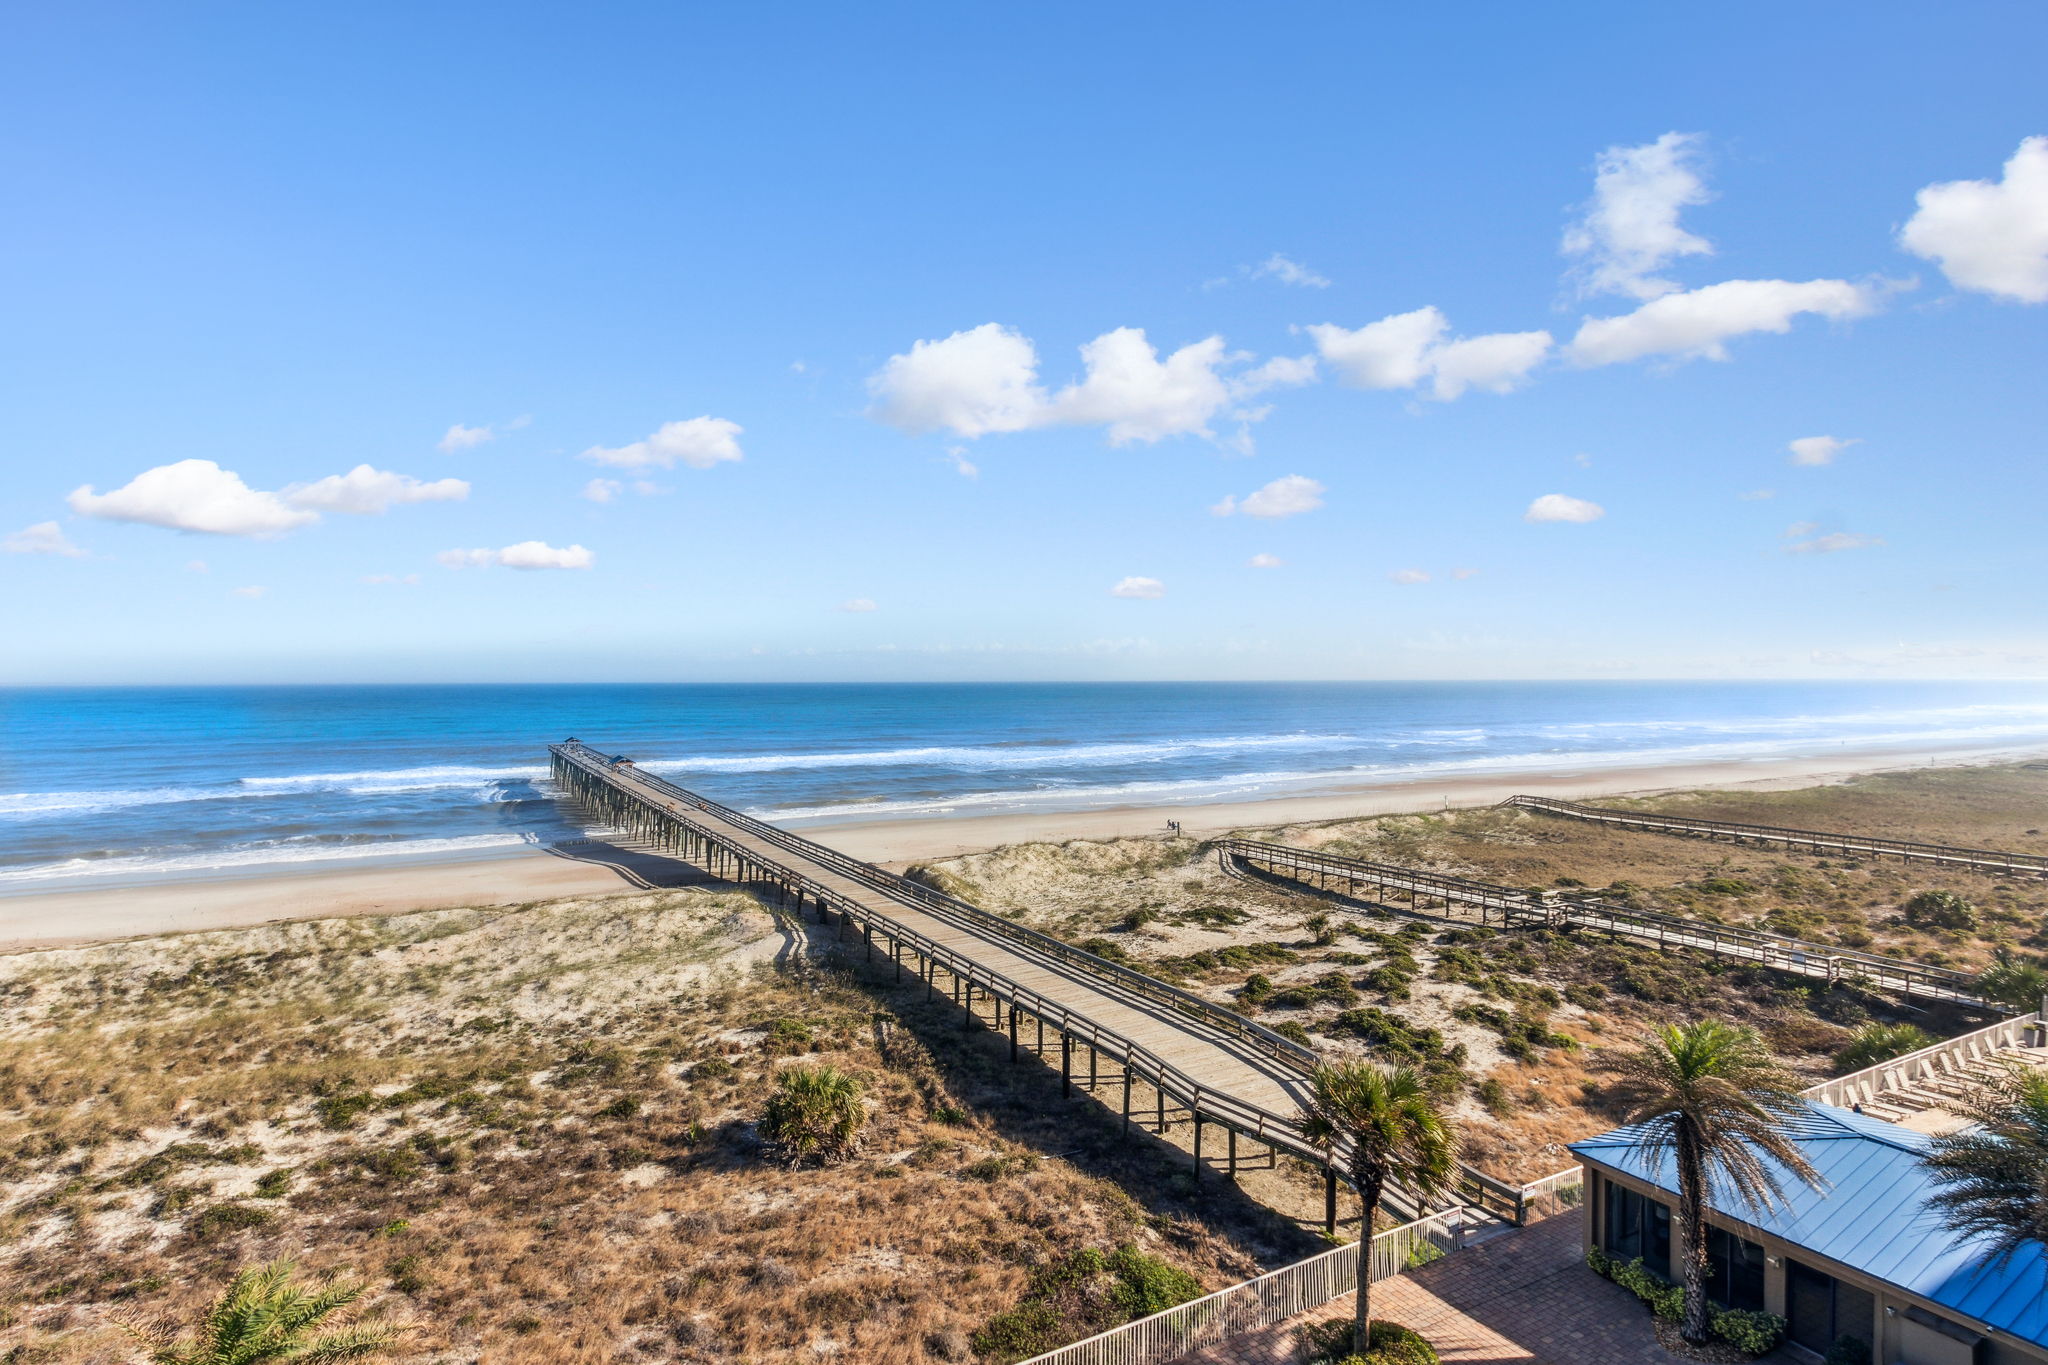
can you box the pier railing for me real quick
[548,744,1488,1220]
[1500,794,2048,879]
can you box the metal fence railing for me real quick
[1018,1208,1471,1365]
[1500,794,2048,879]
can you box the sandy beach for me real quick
[6,735,2044,955]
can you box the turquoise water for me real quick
[3,682,2047,887]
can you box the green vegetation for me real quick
[1300,1063,1460,1359]
[1902,889,1978,931]
[971,1246,1203,1363]
[1610,1021,1819,1346]
[757,1064,867,1167]
[1976,949,2048,1013]
[119,1258,400,1364]
[1833,1022,1936,1073]
[1925,1066,2048,1265]
[1299,1316,1440,1364]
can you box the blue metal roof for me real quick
[1570,1102,2048,1348]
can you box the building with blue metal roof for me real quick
[1570,1101,2048,1365]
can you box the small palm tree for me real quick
[1612,1021,1823,1345]
[1834,1022,1936,1074]
[1299,1062,1459,1359]
[121,1259,399,1364]
[1924,1064,2048,1265]
[1976,949,2048,1014]
[759,1064,867,1166]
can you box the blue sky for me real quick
[3,2,2044,684]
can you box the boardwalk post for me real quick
[1008,1006,1019,1062]
[1324,1169,1338,1235]
[1061,1033,1073,1097]
[1122,1068,1131,1132]
[1192,1116,1203,1188]
[1228,1127,1238,1180]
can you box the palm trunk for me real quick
[1353,1169,1383,1358]
[1677,1122,1712,1345]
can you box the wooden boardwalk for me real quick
[1501,793,2048,878]
[549,742,1537,1225]
[1221,838,1992,1011]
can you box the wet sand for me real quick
[6,737,2044,954]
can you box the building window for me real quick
[1705,1226,1766,1312]
[1786,1259,1876,1355]
[1603,1179,1671,1278]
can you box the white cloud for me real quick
[582,478,623,503]
[1568,278,1875,366]
[837,598,878,613]
[1572,452,1594,468]
[438,541,594,571]
[230,585,266,599]
[944,447,979,479]
[284,465,469,514]
[1424,329,1554,399]
[1524,493,1605,523]
[869,323,1296,445]
[1788,530,1883,555]
[69,459,319,538]
[186,559,209,573]
[1247,553,1283,568]
[1738,489,1776,501]
[438,423,494,452]
[1249,252,1332,288]
[1451,567,1480,580]
[361,573,421,586]
[582,417,744,470]
[1784,520,1821,538]
[867,323,1047,437]
[1562,132,1714,300]
[1390,568,1431,584]
[1110,576,1165,599]
[1306,307,1551,399]
[1788,434,1859,467]
[1900,136,2048,303]
[1047,329,1236,444]
[3,521,85,557]
[1212,474,1326,520]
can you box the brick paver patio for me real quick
[1182,1213,1791,1364]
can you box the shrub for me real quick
[1475,1078,1514,1117]
[972,1246,1202,1362]
[1267,972,1360,1011]
[1239,973,1274,1006]
[1902,889,1977,931]
[1834,1022,1936,1073]
[758,1065,866,1166]
[1272,1021,1312,1046]
[1305,913,1337,947]
[1298,1318,1438,1365]
[1824,1334,1874,1365]
[1712,1307,1786,1353]
[313,1092,377,1131]
[596,1095,641,1120]
[252,1168,293,1199]
[1695,877,1757,896]
[1977,949,2048,1012]
[190,1202,272,1239]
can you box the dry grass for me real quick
[0,888,1302,1363]
[914,763,2047,1183]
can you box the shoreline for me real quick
[6,736,2045,955]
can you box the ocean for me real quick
[4,681,2048,889]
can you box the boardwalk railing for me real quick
[1220,838,1992,1011]
[551,744,1528,1224]
[1802,1009,2046,1110]
[1500,794,2048,879]
[1018,1208,1469,1365]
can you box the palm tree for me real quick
[121,1259,399,1364]
[759,1063,868,1166]
[1612,1021,1824,1345]
[1834,1021,1936,1074]
[1299,1062,1459,1359]
[1976,949,2048,1014]
[1924,1063,2048,1265]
